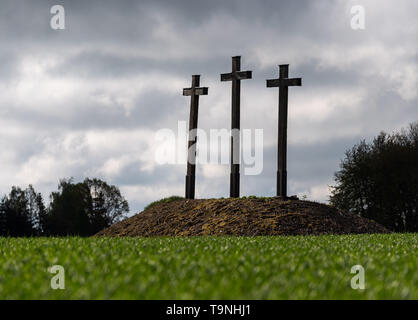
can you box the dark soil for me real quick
[96,197,388,237]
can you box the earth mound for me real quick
[96,197,388,237]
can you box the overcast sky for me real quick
[0,0,417,214]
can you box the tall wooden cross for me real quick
[266,64,302,197]
[221,56,252,198]
[183,75,208,199]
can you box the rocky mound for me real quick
[96,197,388,237]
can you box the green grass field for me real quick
[0,234,416,299]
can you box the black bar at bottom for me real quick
[0,300,409,319]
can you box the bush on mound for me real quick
[144,196,184,211]
[96,197,388,237]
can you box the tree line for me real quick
[0,178,129,237]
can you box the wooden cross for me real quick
[183,75,208,199]
[221,56,252,198]
[266,64,302,197]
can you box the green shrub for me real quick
[144,196,183,211]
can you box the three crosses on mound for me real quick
[183,56,301,199]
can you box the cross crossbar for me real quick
[221,70,252,82]
[183,86,208,97]
[266,77,302,88]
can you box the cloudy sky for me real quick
[0,0,417,214]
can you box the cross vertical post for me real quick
[221,56,252,198]
[266,64,302,197]
[183,75,208,199]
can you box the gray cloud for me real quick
[0,0,417,214]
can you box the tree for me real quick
[330,122,418,232]
[84,178,129,234]
[0,185,45,236]
[44,179,93,236]
[43,178,129,236]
